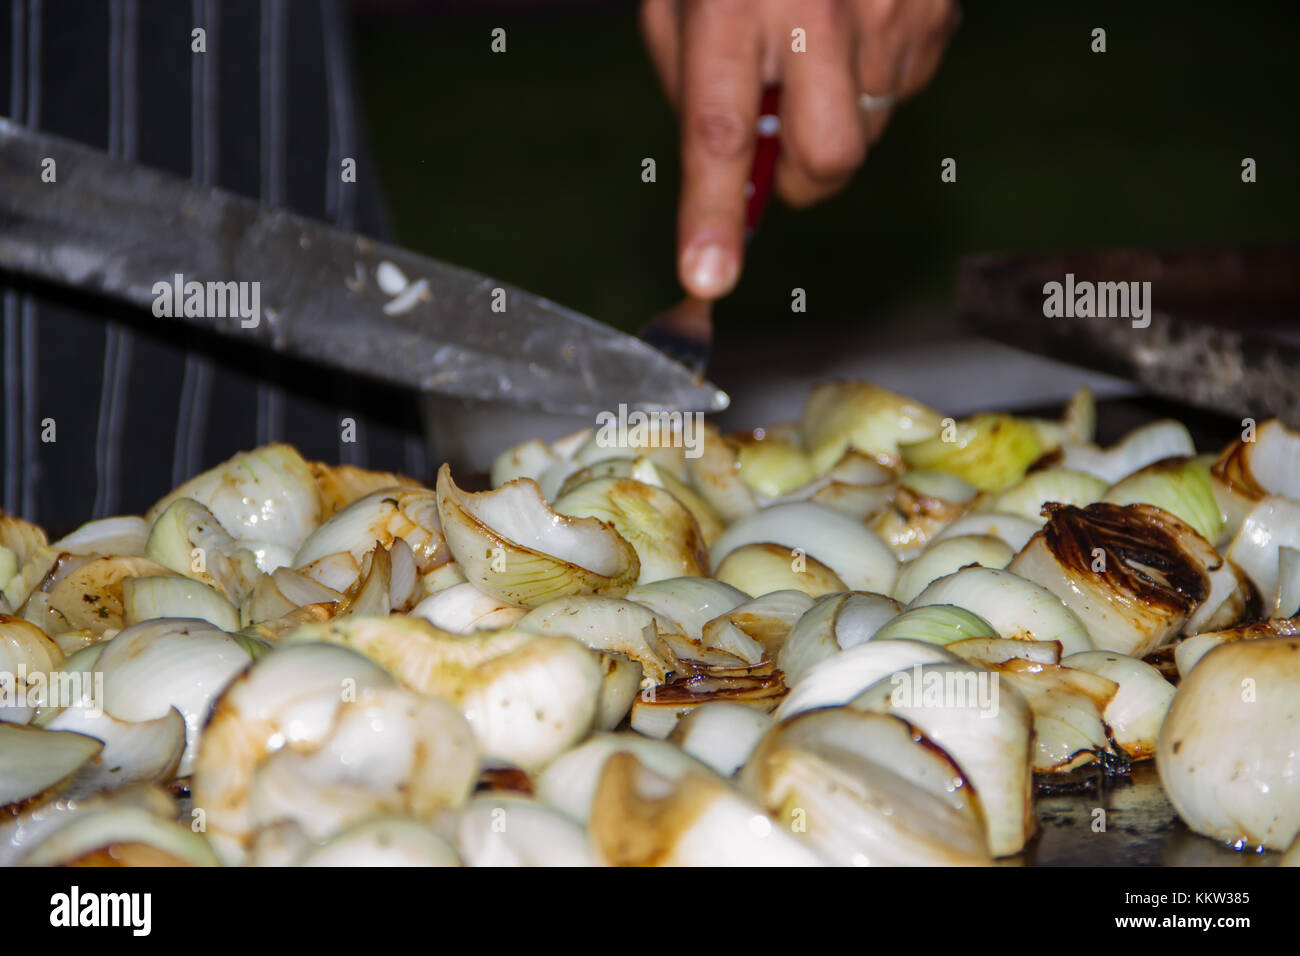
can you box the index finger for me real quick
[677,0,763,300]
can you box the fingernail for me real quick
[682,241,738,298]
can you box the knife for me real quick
[0,119,729,419]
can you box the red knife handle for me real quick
[745,85,781,241]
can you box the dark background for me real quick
[349,0,1300,346]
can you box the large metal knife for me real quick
[0,119,728,420]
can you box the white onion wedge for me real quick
[739,708,990,865]
[892,534,1014,606]
[20,803,220,866]
[589,752,823,866]
[851,661,1035,856]
[298,817,460,867]
[1062,651,1174,760]
[148,443,323,553]
[947,637,1062,668]
[411,581,526,633]
[1061,420,1195,483]
[992,469,1108,523]
[1226,495,1300,603]
[931,512,1041,552]
[0,723,102,810]
[146,498,263,602]
[669,701,773,777]
[436,465,639,607]
[453,795,602,867]
[626,577,748,638]
[1010,503,1215,657]
[777,592,901,687]
[711,501,897,594]
[52,516,149,557]
[991,661,1118,773]
[517,595,675,682]
[1173,618,1300,678]
[45,703,186,793]
[293,486,447,578]
[715,543,847,598]
[800,380,944,474]
[774,639,960,722]
[95,618,253,775]
[552,477,708,584]
[123,576,240,632]
[285,617,601,771]
[535,732,717,825]
[910,566,1094,656]
[871,604,997,646]
[1157,637,1300,851]
[700,590,812,663]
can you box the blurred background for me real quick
[349,0,1299,425]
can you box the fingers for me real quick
[897,0,961,98]
[639,0,681,108]
[855,0,912,145]
[677,0,763,299]
[775,1,867,208]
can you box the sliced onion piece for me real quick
[910,565,1094,656]
[992,469,1108,522]
[589,752,823,866]
[293,486,447,579]
[0,615,64,725]
[700,590,812,663]
[21,804,220,866]
[192,642,417,863]
[0,723,102,810]
[777,592,901,687]
[1062,419,1195,483]
[687,423,760,523]
[298,817,459,867]
[148,443,323,553]
[1173,617,1300,678]
[931,512,1041,552]
[1277,546,1300,618]
[1062,651,1174,760]
[411,581,525,633]
[552,476,708,584]
[947,637,1061,667]
[871,604,997,646]
[739,708,990,865]
[146,497,263,602]
[454,794,601,867]
[1010,503,1215,657]
[900,414,1044,492]
[535,732,717,824]
[517,595,675,682]
[800,380,944,474]
[991,661,1118,773]
[851,661,1035,856]
[669,701,773,777]
[1226,495,1300,603]
[711,501,897,593]
[560,456,728,545]
[774,639,959,721]
[626,577,748,638]
[436,464,639,607]
[714,543,847,598]
[1103,455,1223,545]
[122,576,240,631]
[869,482,971,560]
[245,685,478,846]
[95,618,253,775]
[892,534,1014,604]
[42,555,178,639]
[731,427,816,497]
[45,699,186,793]
[285,617,601,772]
[52,516,150,557]
[1157,637,1300,851]
[310,462,421,515]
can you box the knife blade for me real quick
[0,119,728,418]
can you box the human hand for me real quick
[641,0,960,299]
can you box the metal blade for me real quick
[0,119,728,418]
